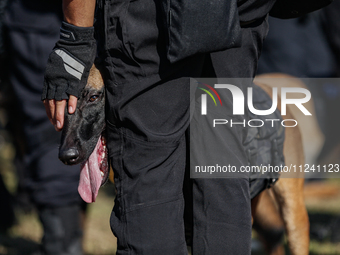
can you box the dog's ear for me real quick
[86,65,104,90]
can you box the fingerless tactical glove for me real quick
[42,21,96,101]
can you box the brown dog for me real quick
[60,66,310,254]
[253,75,311,255]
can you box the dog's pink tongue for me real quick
[78,138,102,203]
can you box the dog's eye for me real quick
[89,95,99,102]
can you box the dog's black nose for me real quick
[59,148,80,165]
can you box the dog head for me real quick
[59,65,108,203]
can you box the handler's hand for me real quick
[43,96,78,131]
[42,21,96,131]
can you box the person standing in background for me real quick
[2,0,85,254]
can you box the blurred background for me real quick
[0,0,117,254]
[255,0,340,253]
[1,0,340,254]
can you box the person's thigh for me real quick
[97,0,206,253]
[191,18,270,255]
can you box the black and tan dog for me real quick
[59,65,309,255]
[59,66,108,203]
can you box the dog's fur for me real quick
[59,66,310,255]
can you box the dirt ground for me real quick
[1,180,340,255]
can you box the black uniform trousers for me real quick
[96,0,269,254]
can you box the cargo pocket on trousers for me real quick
[161,0,242,63]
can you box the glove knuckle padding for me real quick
[42,21,96,101]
